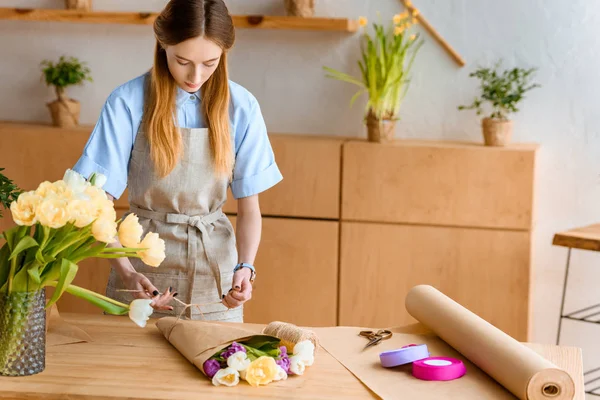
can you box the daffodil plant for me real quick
[0,169,165,327]
[324,10,424,122]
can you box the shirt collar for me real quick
[176,86,201,107]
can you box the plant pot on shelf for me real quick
[47,98,81,128]
[366,112,396,143]
[0,288,46,376]
[65,0,92,10]
[284,0,315,17]
[481,117,513,146]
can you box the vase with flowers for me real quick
[324,11,423,143]
[0,169,165,376]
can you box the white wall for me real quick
[2,0,599,370]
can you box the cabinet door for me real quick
[229,216,339,327]
[342,140,537,230]
[223,134,344,219]
[339,222,531,340]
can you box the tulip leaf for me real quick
[8,236,38,261]
[46,259,78,308]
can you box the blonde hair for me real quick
[143,0,235,179]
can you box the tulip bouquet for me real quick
[204,337,315,387]
[0,169,165,325]
[155,317,317,388]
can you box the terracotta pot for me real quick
[47,98,81,128]
[65,0,92,11]
[481,118,513,146]
[366,113,396,143]
[284,0,315,17]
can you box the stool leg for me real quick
[556,248,572,345]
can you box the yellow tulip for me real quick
[67,199,96,228]
[138,232,166,267]
[358,16,368,27]
[410,34,417,41]
[118,214,144,248]
[37,197,70,229]
[92,218,118,244]
[394,26,405,36]
[10,191,41,226]
[244,356,278,387]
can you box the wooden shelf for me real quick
[0,8,358,32]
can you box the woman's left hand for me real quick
[222,267,253,308]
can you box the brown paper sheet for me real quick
[46,305,93,346]
[315,285,576,400]
[155,317,278,375]
[314,324,516,399]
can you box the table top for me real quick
[553,223,600,251]
[0,313,585,399]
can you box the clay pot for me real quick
[366,113,396,143]
[481,118,513,146]
[65,0,92,11]
[47,98,81,128]
[284,0,315,17]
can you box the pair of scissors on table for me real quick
[359,329,392,350]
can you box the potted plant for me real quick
[0,169,21,219]
[458,61,541,146]
[65,0,92,11]
[40,56,92,128]
[323,12,423,143]
[0,170,165,376]
[284,0,314,17]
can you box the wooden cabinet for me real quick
[342,140,537,230]
[229,216,339,327]
[224,134,344,219]
[339,222,531,340]
[0,122,538,337]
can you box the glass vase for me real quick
[0,288,46,376]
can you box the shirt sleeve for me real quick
[230,98,283,199]
[72,91,135,199]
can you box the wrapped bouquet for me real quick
[156,317,317,387]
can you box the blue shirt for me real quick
[73,73,283,200]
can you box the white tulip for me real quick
[128,299,153,328]
[212,367,240,387]
[226,351,251,371]
[63,169,89,194]
[274,365,288,381]
[91,173,107,189]
[289,355,306,375]
[293,340,315,366]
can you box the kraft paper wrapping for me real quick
[405,285,575,400]
[315,285,579,400]
[155,317,279,375]
[46,304,93,346]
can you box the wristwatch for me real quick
[234,262,256,284]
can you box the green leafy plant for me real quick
[458,61,541,120]
[40,55,92,101]
[0,169,21,219]
[323,11,423,122]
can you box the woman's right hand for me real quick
[121,271,175,311]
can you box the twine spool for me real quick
[262,321,319,354]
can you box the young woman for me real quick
[72,0,282,322]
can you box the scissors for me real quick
[359,329,393,349]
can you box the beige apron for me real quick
[106,126,243,322]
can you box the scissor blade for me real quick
[364,336,382,349]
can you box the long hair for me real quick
[143,0,235,178]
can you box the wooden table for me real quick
[0,314,585,399]
[553,223,600,397]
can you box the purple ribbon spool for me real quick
[379,344,430,368]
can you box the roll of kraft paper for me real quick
[405,285,575,400]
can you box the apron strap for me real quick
[129,205,227,303]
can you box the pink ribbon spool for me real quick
[412,357,466,381]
